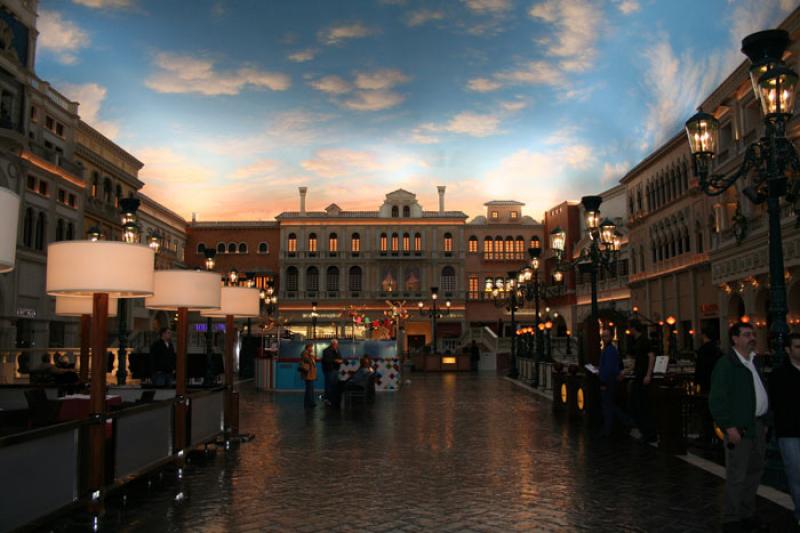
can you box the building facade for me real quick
[276,187,467,353]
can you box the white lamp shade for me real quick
[55,295,119,317]
[201,286,260,318]
[0,187,21,273]
[145,270,221,311]
[47,241,155,297]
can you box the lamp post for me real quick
[203,249,217,386]
[201,286,259,440]
[665,315,678,358]
[551,197,619,365]
[311,301,318,339]
[418,287,448,354]
[145,270,220,465]
[486,272,521,378]
[116,197,141,386]
[684,29,800,366]
[47,241,154,516]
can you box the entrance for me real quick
[407,334,426,352]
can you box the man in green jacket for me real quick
[709,322,769,532]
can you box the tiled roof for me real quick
[190,220,278,228]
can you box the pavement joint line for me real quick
[504,376,795,511]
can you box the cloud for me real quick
[341,91,405,111]
[462,0,512,13]
[145,52,290,95]
[58,82,120,139]
[354,69,410,90]
[37,10,89,65]
[416,111,502,140]
[288,49,317,62]
[72,0,132,7]
[229,159,281,180]
[495,60,562,86]
[616,0,639,15]
[318,22,378,45]
[500,99,528,112]
[137,147,216,185]
[600,161,630,184]
[406,9,445,27]
[529,0,603,72]
[301,148,424,179]
[467,78,502,92]
[309,75,352,95]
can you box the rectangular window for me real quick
[443,235,453,252]
[402,234,410,252]
[351,236,360,252]
[45,116,54,130]
[58,189,66,203]
[468,239,478,253]
[484,239,493,260]
[288,237,297,253]
[391,234,399,252]
[329,236,337,252]
[26,175,36,190]
[38,180,48,196]
[510,211,518,220]
[308,236,317,252]
[30,106,37,122]
[68,193,76,207]
[55,123,64,137]
[414,234,421,251]
[468,276,479,300]
[380,235,387,252]
[491,211,499,220]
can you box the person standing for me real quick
[150,327,176,387]
[695,328,722,445]
[599,328,626,437]
[769,333,800,527]
[630,321,657,442]
[709,322,768,532]
[299,343,318,409]
[470,340,480,371]
[321,339,342,406]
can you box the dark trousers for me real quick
[630,379,656,440]
[723,419,766,524]
[323,369,339,403]
[601,382,632,436]
[304,379,316,408]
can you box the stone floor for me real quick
[44,373,797,532]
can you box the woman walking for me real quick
[299,343,317,409]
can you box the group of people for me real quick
[298,339,377,409]
[598,320,800,531]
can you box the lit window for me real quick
[414,233,422,251]
[308,233,317,252]
[329,233,338,252]
[443,233,453,252]
[403,233,410,252]
[288,233,297,253]
[468,275,479,299]
[380,233,387,252]
[491,211,498,220]
[511,211,518,220]
[468,236,478,253]
[391,233,399,251]
[351,233,360,252]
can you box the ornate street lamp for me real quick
[116,196,142,385]
[684,28,800,365]
[87,226,103,242]
[147,230,162,254]
[418,287,449,354]
[552,196,619,365]
[203,249,217,386]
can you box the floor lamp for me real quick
[47,241,154,516]
[55,296,118,381]
[0,187,20,273]
[201,286,259,440]
[145,270,220,462]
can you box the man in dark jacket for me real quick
[630,321,657,442]
[709,322,768,532]
[321,339,342,406]
[769,333,800,526]
[695,328,722,444]
[599,328,628,437]
[150,327,176,387]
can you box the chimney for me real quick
[299,187,307,215]
[191,212,196,223]
[437,186,446,213]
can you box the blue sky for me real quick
[36,0,798,221]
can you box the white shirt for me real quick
[734,348,768,417]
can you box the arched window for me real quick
[197,243,206,254]
[403,205,410,217]
[228,242,237,254]
[683,229,690,253]
[217,242,225,254]
[441,266,456,292]
[55,218,64,241]
[34,211,46,250]
[91,172,99,198]
[651,242,657,263]
[286,266,298,292]
[414,232,422,251]
[351,233,360,253]
[391,233,399,252]
[327,266,339,292]
[640,246,645,271]
[484,236,493,259]
[258,242,268,254]
[238,242,247,254]
[443,232,453,252]
[288,233,297,254]
[391,205,399,217]
[349,266,362,291]
[670,234,677,257]
[306,266,319,292]
[308,233,317,253]
[402,233,410,252]
[380,233,388,252]
[66,222,74,241]
[468,275,479,299]
[515,236,525,259]
[103,178,112,203]
[22,207,33,248]
[504,236,513,259]
[468,236,478,253]
[328,233,338,252]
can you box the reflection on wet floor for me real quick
[44,373,794,532]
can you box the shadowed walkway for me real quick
[43,373,795,532]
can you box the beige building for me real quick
[276,187,467,353]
